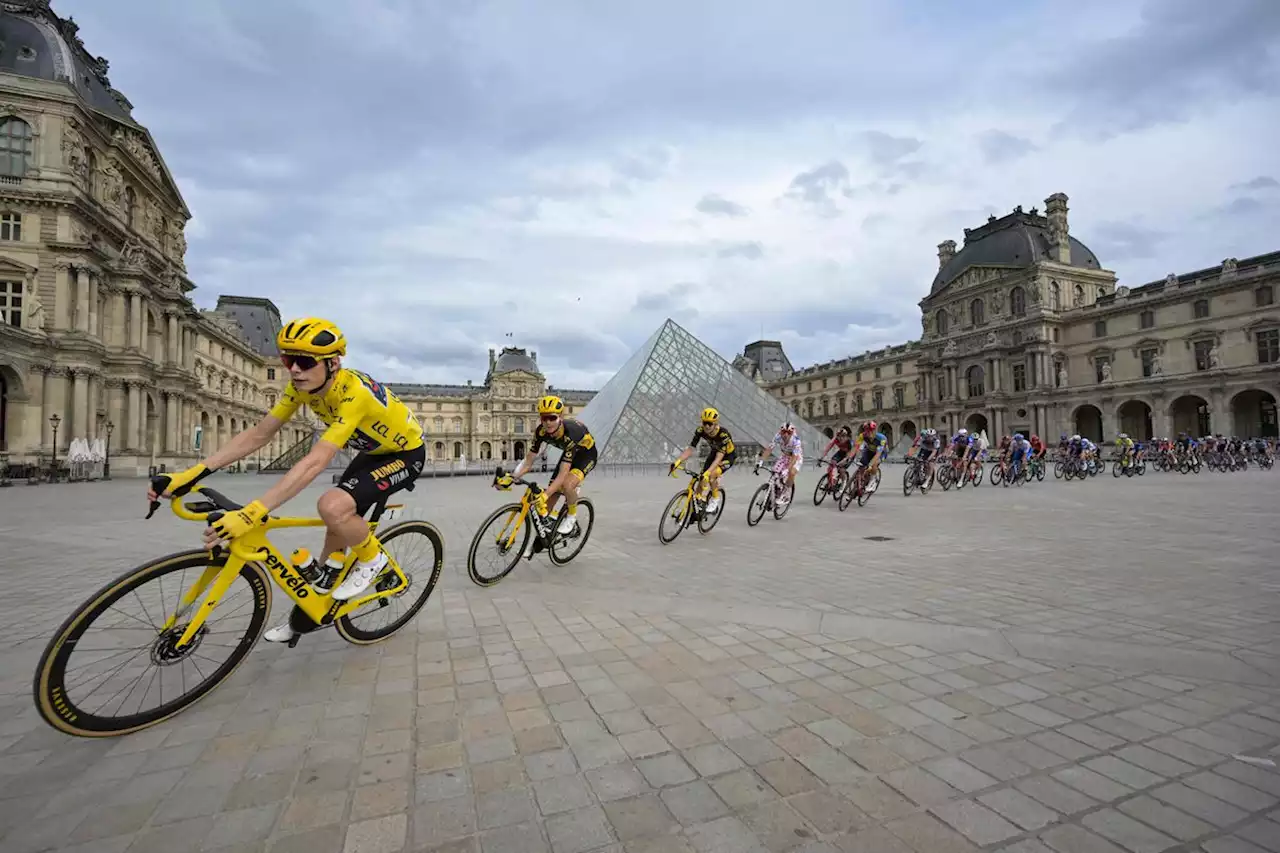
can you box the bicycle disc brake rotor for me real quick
[151,624,208,667]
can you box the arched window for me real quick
[1073,284,1084,307]
[969,298,985,326]
[0,117,34,177]
[1050,281,1061,310]
[124,186,136,228]
[1010,287,1026,317]
[966,365,985,397]
[513,417,525,434]
[937,310,949,335]
[434,441,444,459]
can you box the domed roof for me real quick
[930,207,1101,295]
[0,2,134,121]
[492,347,541,376]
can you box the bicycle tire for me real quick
[746,483,769,526]
[549,499,595,565]
[337,520,445,644]
[697,489,726,534]
[659,490,692,544]
[773,482,796,519]
[902,466,915,496]
[34,550,270,737]
[813,476,829,506]
[467,503,530,586]
[857,470,879,507]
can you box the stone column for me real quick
[130,292,143,349]
[106,381,125,439]
[42,369,63,449]
[167,314,179,365]
[70,370,89,442]
[87,274,99,339]
[86,374,99,441]
[127,382,142,451]
[75,267,90,332]
[166,393,179,453]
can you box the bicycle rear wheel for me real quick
[697,489,726,534]
[467,504,530,586]
[34,551,270,737]
[337,520,445,644]
[549,499,595,565]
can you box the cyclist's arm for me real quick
[259,437,342,512]
[200,412,288,472]
[510,446,540,480]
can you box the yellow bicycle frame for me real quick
[161,488,410,649]
[494,487,538,552]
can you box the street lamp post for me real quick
[49,413,61,483]
[104,420,115,480]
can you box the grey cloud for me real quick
[1043,0,1280,134]
[861,213,889,233]
[1088,221,1167,261]
[696,194,749,217]
[717,241,764,260]
[977,130,1037,164]
[1218,196,1267,216]
[633,283,690,313]
[1230,176,1279,192]
[856,131,924,166]
[785,161,854,216]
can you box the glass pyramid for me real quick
[578,319,827,464]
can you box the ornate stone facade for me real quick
[740,193,1280,446]
[0,5,312,475]
[389,347,595,463]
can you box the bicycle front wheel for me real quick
[659,490,692,544]
[336,520,445,644]
[467,503,530,586]
[549,499,595,565]
[746,483,769,526]
[34,550,271,737]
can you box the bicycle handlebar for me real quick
[492,466,543,493]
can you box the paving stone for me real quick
[544,805,615,853]
[533,774,595,816]
[978,787,1060,830]
[660,780,730,825]
[684,815,769,853]
[587,763,651,802]
[1183,771,1279,811]
[1040,823,1127,853]
[1150,782,1249,827]
[341,813,407,853]
[1116,795,1213,842]
[924,756,1000,793]
[930,799,1021,846]
[636,753,698,788]
[602,794,679,841]
[1015,775,1099,815]
[883,812,980,853]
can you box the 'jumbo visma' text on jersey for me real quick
[532,418,595,460]
[691,426,735,457]
[269,368,424,455]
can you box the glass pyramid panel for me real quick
[577,319,826,464]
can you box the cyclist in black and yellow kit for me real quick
[669,407,735,513]
[497,395,595,535]
[147,318,425,642]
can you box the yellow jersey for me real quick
[269,368,424,455]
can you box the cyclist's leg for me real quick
[327,446,426,600]
[556,447,596,532]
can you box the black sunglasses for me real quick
[280,353,322,370]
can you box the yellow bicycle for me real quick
[658,467,726,544]
[33,483,444,737]
[466,467,595,585]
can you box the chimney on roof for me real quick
[531,351,537,363]
[467,379,472,386]
[937,239,957,270]
[488,348,496,371]
[1045,192,1071,264]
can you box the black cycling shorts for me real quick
[556,445,598,480]
[857,446,877,468]
[701,452,736,476]
[916,445,935,462]
[832,449,849,465]
[335,444,426,517]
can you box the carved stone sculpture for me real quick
[986,331,998,347]
[143,200,162,241]
[1208,345,1221,369]
[1165,273,1178,286]
[169,219,187,264]
[1100,361,1112,382]
[1116,285,1130,298]
[60,121,88,183]
[1221,258,1238,279]
[990,289,1005,314]
[943,339,958,356]
[1028,281,1042,304]
[99,158,124,208]
[118,240,142,267]
[1151,353,1163,376]
[24,279,44,332]
[1057,365,1067,387]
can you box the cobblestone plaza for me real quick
[1,469,1278,852]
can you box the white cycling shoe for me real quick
[264,623,298,643]
[332,552,387,601]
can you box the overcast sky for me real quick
[59,0,1280,389]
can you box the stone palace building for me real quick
[0,3,320,478]
[737,193,1280,446]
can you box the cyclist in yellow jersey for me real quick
[148,318,426,642]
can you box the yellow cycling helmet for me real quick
[277,318,346,358]
[537,395,565,416]
[701,407,719,423]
